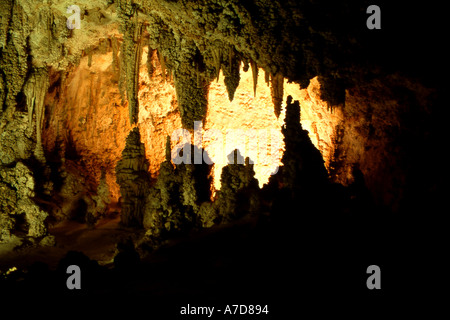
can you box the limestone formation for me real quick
[117,0,145,125]
[280,96,328,192]
[0,112,34,166]
[0,161,50,243]
[116,127,151,227]
[215,150,260,223]
[23,68,50,163]
[91,169,111,222]
[250,59,258,97]
[223,46,240,102]
[271,73,284,118]
[0,0,443,253]
[144,142,212,240]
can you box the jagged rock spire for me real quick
[115,127,150,227]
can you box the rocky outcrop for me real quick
[214,150,260,223]
[280,96,328,191]
[144,141,212,241]
[0,109,52,244]
[0,112,35,166]
[0,161,52,243]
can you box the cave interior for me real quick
[0,0,445,314]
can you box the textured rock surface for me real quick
[0,112,35,166]
[115,127,150,227]
[215,150,260,223]
[0,161,51,242]
[0,0,444,250]
[43,45,180,202]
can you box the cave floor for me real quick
[0,211,442,316]
[0,215,138,270]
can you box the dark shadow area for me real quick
[2,96,443,317]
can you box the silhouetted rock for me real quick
[115,127,151,227]
[215,150,260,223]
[114,238,140,274]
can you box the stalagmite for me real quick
[115,127,150,227]
[158,49,166,82]
[270,73,284,118]
[250,59,258,97]
[23,68,49,163]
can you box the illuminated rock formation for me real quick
[0,0,443,250]
[117,0,145,125]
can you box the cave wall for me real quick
[43,41,181,204]
[295,75,439,213]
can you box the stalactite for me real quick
[99,38,108,55]
[173,43,209,129]
[165,135,171,162]
[131,37,143,123]
[271,73,284,118]
[242,57,250,72]
[158,48,166,82]
[0,0,29,117]
[265,70,270,87]
[117,1,143,125]
[250,59,258,97]
[87,49,92,67]
[118,46,126,104]
[224,46,240,102]
[212,48,221,82]
[229,47,233,74]
[23,68,49,163]
[147,47,154,76]
[196,62,201,88]
[111,36,120,82]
